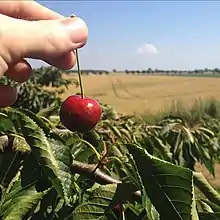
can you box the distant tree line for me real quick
[65,67,220,76]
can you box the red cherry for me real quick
[59,95,102,133]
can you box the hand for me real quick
[0,0,88,108]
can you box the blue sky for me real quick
[31,1,220,70]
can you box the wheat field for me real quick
[60,74,220,115]
[58,73,220,185]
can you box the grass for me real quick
[141,98,220,124]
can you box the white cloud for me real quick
[137,44,158,55]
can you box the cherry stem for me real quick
[70,14,85,99]
[75,49,84,99]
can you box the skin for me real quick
[0,0,88,108]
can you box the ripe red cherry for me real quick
[59,95,102,133]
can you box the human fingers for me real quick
[0,85,17,108]
[0,1,76,70]
[0,15,88,76]
[45,39,86,69]
[0,0,63,20]
[0,0,75,71]
[6,52,77,82]
[6,59,32,83]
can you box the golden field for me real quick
[59,74,220,115]
[59,73,220,186]
[47,73,220,186]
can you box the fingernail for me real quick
[61,17,88,43]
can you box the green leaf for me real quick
[13,137,30,153]
[0,135,8,151]
[9,109,73,204]
[0,177,47,220]
[0,151,23,188]
[72,184,118,220]
[198,212,220,220]
[48,138,73,203]
[0,117,14,134]
[21,153,51,192]
[182,126,194,144]
[106,182,138,211]
[201,199,220,212]
[18,108,50,135]
[197,200,213,213]
[127,143,197,220]
[18,108,66,144]
[193,172,220,207]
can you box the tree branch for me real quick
[71,160,142,203]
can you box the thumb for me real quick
[0,15,88,74]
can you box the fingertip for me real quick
[0,85,17,108]
[45,40,86,70]
[45,51,76,70]
[61,17,88,44]
[6,59,32,83]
